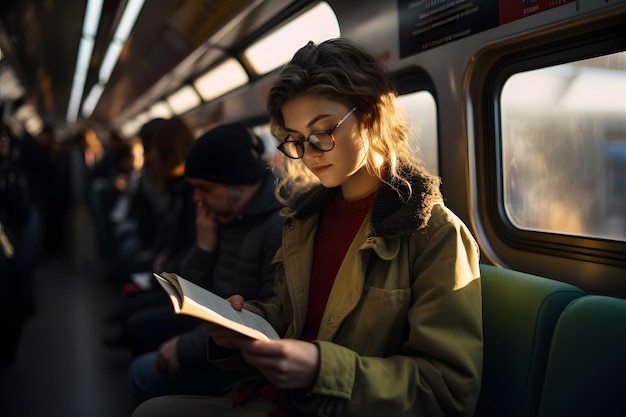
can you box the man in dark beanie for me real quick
[185,122,267,186]
[125,122,283,401]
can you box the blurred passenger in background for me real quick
[14,118,67,266]
[111,117,196,289]
[103,117,196,344]
[57,127,103,269]
[91,131,138,257]
[124,122,283,402]
[108,138,145,233]
[31,124,68,258]
[92,130,128,182]
[0,116,35,365]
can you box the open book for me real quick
[153,272,280,341]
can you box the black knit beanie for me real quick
[185,122,267,185]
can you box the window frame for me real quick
[472,16,626,269]
[394,67,440,175]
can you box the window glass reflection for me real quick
[398,91,438,176]
[501,51,626,241]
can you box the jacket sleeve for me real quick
[286,217,482,417]
[250,213,283,301]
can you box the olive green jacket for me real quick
[254,182,483,417]
[210,177,482,417]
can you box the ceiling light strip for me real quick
[81,0,146,119]
[66,0,103,124]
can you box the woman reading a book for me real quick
[132,37,482,417]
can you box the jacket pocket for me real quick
[337,286,411,356]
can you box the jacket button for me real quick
[326,316,334,324]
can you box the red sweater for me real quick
[255,191,375,416]
[301,191,375,341]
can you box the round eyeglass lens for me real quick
[309,133,333,151]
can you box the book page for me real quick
[153,273,280,341]
[153,273,183,308]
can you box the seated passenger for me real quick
[119,117,197,284]
[131,38,483,417]
[103,117,196,342]
[0,118,35,364]
[90,132,136,255]
[126,122,283,401]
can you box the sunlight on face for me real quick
[281,96,379,200]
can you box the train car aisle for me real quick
[0,256,138,417]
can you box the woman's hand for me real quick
[206,295,320,389]
[206,295,264,350]
[237,338,320,389]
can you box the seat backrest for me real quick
[474,264,585,417]
[536,295,626,417]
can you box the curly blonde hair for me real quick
[267,38,428,206]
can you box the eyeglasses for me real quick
[277,107,356,159]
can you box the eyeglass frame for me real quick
[276,106,357,159]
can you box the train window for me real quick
[166,85,202,116]
[121,111,151,138]
[500,51,626,241]
[252,123,278,160]
[148,101,173,119]
[398,91,438,175]
[243,2,340,75]
[193,59,249,101]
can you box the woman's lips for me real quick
[311,164,331,175]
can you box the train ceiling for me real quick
[0,0,307,135]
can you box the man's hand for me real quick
[156,336,180,375]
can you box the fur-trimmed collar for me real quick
[290,169,442,238]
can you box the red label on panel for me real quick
[499,0,577,25]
